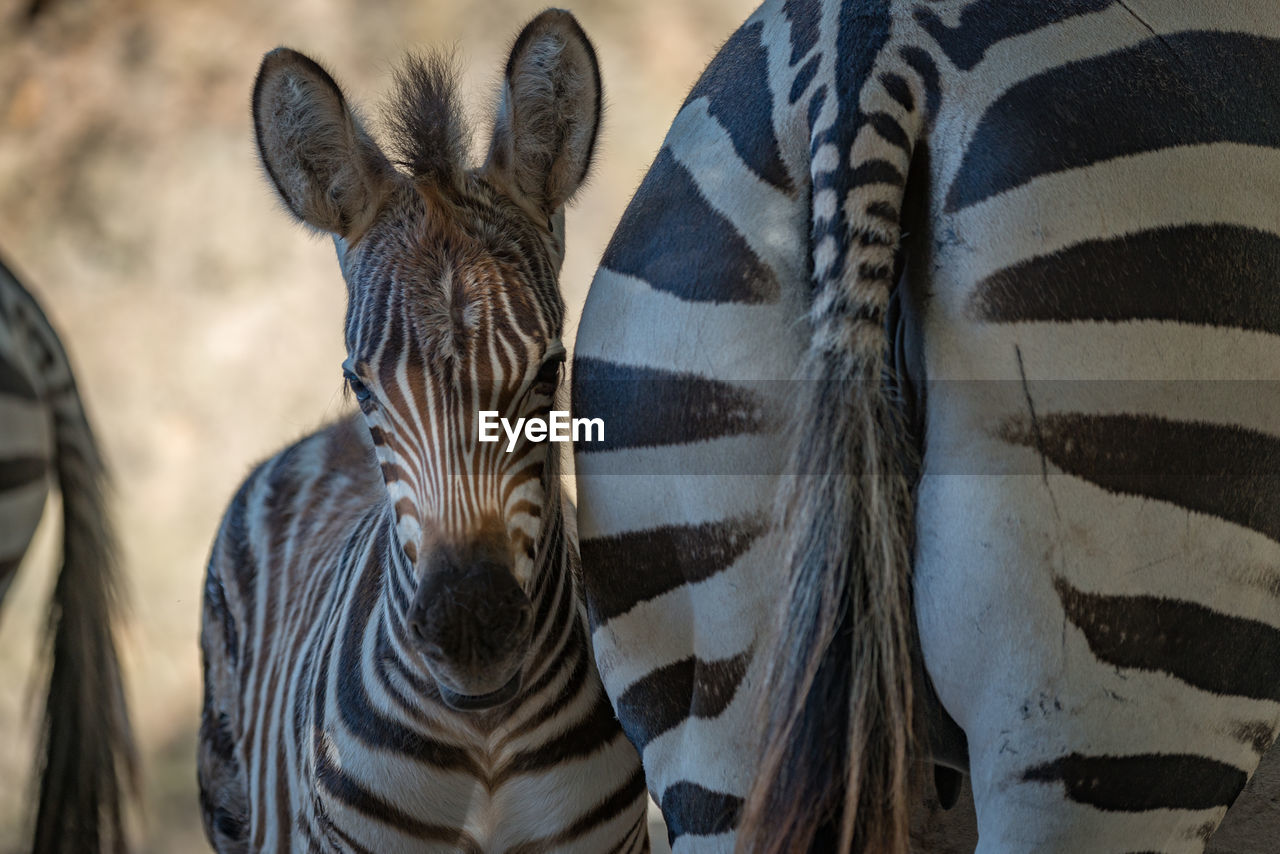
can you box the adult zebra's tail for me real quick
[23,292,137,853]
[737,26,924,854]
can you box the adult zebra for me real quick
[572,1,1280,852]
[197,11,649,852]
[0,257,136,852]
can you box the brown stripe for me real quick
[615,651,750,751]
[0,455,46,490]
[1056,577,1280,702]
[970,225,1280,334]
[1023,752,1246,812]
[998,412,1280,544]
[581,515,767,627]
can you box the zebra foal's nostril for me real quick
[409,611,428,643]
[513,601,531,637]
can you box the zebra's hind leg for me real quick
[915,469,1279,854]
[966,741,1246,854]
[198,562,251,853]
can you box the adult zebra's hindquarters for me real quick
[199,11,648,852]
[573,1,1280,852]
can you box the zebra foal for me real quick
[0,257,136,853]
[198,11,648,851]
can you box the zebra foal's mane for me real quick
[384,51,472,190]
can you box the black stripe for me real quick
[998,413,1280,545]
[203,566,240,669]
[599,148,780,304]
[199,707,236,764]
[804,0,891,292]
[372,608,439,721]
[310,610,482,852]
[0,554,22,586]
[1023,752,1246,812]
[506,631,588,740]
[971,225,1280,333]
[318,818,377,854]
[506,766,647,854]
[916,0,1113,71]
[660,781,742,839]
[0,455,46,490]
[498,691,623,777]
[878,71,914,112]
[866,200,899,223]
[614,652,749,752]
[220,467,262,697]
[314,735,474,844]
[947,31,1280,212]
[0,355,39,400]
[848,159,905,189]
[685,21,794,192]
[807,84,827,135]
[899,45,941,125]
[783,0,821,65]
[1230,721,1277,755]
[1055,578,1280,703]
[334,543,480,772]
[580,515,766,626]
[789,54,821,104]
[572,358,771,453]
[868,111,911,152]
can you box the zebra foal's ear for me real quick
[485,9,603,216]
[252,48,392,239]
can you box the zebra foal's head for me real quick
[251,9,601,710]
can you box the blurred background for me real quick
[0,0,757,849]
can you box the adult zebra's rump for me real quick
[573,2,1280,852]
[0,257,136,853]
[198,11,647,852]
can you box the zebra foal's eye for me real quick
[343,366,372,403]
[531,357,562,399]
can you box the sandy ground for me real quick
[0,0,754,849]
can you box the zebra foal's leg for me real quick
[197,480,254,853]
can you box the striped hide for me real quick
[571,1,1280,852]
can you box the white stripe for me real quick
[666,98,808,289]
[940,143,1280,294]
[576,268,805,382]
[576,469,774,540]
[592,528,775,695]
[926,319,1280,382]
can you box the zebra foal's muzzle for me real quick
[408,544,533,711]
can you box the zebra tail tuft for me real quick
[738,71,921,854]
[33,395,138,854]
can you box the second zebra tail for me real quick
[29,308,138,854]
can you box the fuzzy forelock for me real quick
[384,52,472,188]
